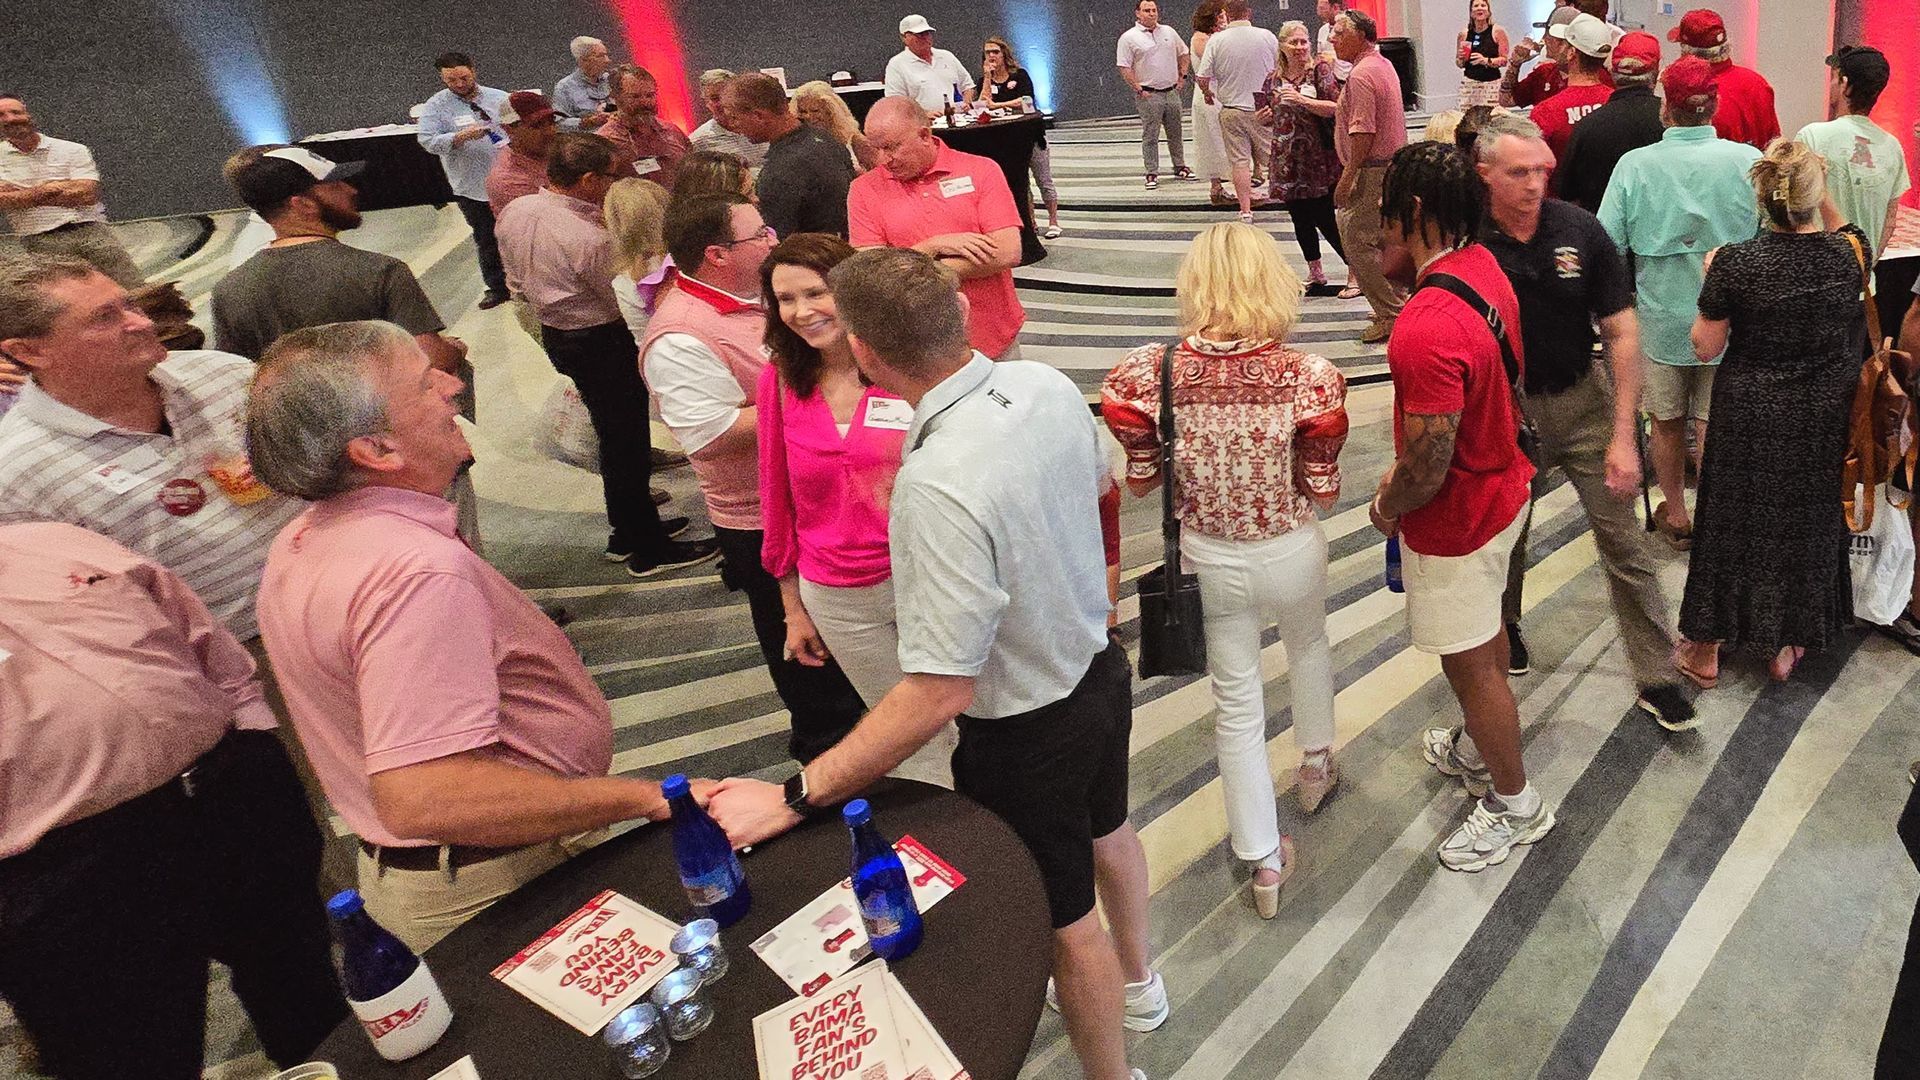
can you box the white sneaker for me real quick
[1421,726,1493,798]
[1044,970,1170,1033]
[1438,794,1556,872]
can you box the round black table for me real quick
[313,780,1052,1079]
[940,113,1055,266]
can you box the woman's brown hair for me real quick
[1193,0,1226,35]
[761,232,859,399]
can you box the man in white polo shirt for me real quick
[1116,0,1194,189]
[1196,0,1279,221]
[884,15,975,116]
[0,253,301,643]
[0,94,144,287]
[708,248,1163,1080]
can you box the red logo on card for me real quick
[361,997,430,1039]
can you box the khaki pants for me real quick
[9,222,145,287]
[1217,107,1271,176]
[1335,165,1406,325]
[358,833,603,953]
[1136,89,1185,174]
[1501,370,1677,688]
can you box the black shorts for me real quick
[953,639,1133,929]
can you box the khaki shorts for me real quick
[1642,359,1716,422]
[1404,506,1527,656]
[1217,107,1268,171]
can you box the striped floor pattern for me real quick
[8,116,1913,1080]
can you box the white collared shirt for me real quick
[884,48,976,112]
[1197,21,1281,109]
[0,350,303,641]
[1116,23,1189,90]
[0,134,108,234]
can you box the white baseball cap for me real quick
[899,14,934,33]
[1549,12,1615,59]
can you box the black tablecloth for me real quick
[298,132,453,212]
[313,780,1052,1079]
[941,114,1054,266]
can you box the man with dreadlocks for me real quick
[1367,140,1555,872]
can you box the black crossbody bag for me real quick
[1418,272,1539,460]
[1135,343,1208,678]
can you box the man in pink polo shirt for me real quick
[249,319,684,951]
[848,96,1025,362]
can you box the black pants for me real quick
[541,321,666,553]
[0,732,346,1079]
[1878,780,1920,1077]
[456,196,509,297]
[1286,194,1345,264]
[713,525,866,762]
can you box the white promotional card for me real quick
[490,890,681,1035]
[751,836,964,995]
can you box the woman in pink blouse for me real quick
[1103,223,1349,920]
[756,233,955,785]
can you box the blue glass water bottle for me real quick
[1385,535,1405,593]
[844,799,923,961]
[664,774,751,927]
[327,889,453,1061]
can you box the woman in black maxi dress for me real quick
[1675,168,1865,683]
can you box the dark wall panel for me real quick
[10,0,1311,220]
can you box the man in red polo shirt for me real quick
[1369,142,1552,873]
[847,97,1025,362]
[1668,8,1778,150]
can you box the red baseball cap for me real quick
[1666,9,1727,49]
[1661,54,1720,107]
[500,91,557,127]
[1611,31,1661,76]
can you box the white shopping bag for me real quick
[1851,482,1915,626]
[537,377,600,474]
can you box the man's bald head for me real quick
[863,97,940,180]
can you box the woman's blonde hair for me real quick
[604,177,671,276]
[1278,19,1309,43]
[1749,136,1826,230]
[1176,223,1303,340]
[791,81,860,146]
[1424,109,1465,145]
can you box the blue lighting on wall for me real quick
[999,0,1058,112]
[156,0,290,145]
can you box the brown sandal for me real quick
[1653,501,1694,551]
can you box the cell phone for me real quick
[1253,90,1271,110]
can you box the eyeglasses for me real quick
[722,225,776,246]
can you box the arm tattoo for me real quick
[1380,410,1461,518]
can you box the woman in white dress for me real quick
[1190,0,1231,206]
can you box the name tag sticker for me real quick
[90,462,147,494]
[0,647,11,663]
[633,157,661,176]
[938,175,976,198]
[453,114,477,128]
[862,397,914,431]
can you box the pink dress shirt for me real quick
[0,522,275,857]
[485,146,550,216]
[256,486,613,849]
[496,188,623,330]
[756,364,909,588]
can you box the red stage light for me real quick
[606,0,696,133]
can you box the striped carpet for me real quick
[8,117,1914,1080]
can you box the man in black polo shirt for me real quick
[1475,111,1694,732]
[1558,30,1666,213]
[723,73,856,239]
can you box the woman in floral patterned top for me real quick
[1101,223,1349,920]
[1264,20,1347,296]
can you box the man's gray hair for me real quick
[0,253,103,342]
[570,36,605,61]
[247,320,410,501]
[827,248,968,379]
[699,68,736,88]
[1472,111,1545,162]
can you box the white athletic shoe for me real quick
[1422,725,1493,798]
[1044,970,1171,1032]
[1438,794,1557,872]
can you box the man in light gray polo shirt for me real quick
[708,248,1160,1080]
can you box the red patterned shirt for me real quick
[1102,337,1348,541]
